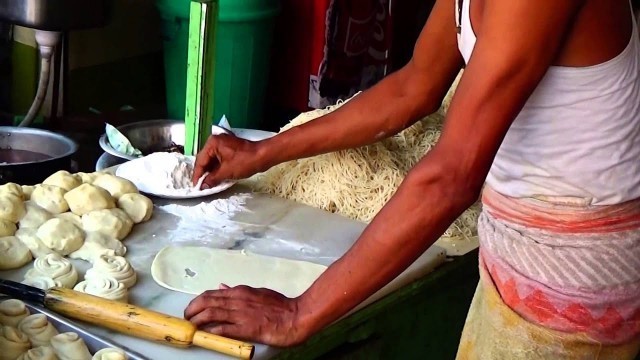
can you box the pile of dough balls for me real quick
[0,298,128,360]
[0,171,153,303]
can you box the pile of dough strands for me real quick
[254,71,481,241]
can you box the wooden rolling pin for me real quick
[0,279,254,359]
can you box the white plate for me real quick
[113,128,273,199]
[115,156,235,200]
[231,128,276,141]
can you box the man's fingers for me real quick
[201,170,225,190]
[189,307,237,327]
[193,156,212,186]
[184,289,250,320]
[192,137,221,186]
[184,291,224,319]
[203,324,251,343]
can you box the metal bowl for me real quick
[99,120,232,161]
[0,126,78,184]
[0,0,113,31]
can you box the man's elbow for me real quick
[404,156,483,212]
[394,61,445,117]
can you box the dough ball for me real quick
[18,201,53,229]
[51,332,92,360]
[86,255,136,288]
[69,233,126,263]
[43,170,81,192]
[81,209,132,241]
[0,219,17,237]
[64,184,115,216]
[31,185,69,214]
[25,253,78,289]
[0,325,30,359]
[75,172,100,184]
[117,193,153,223]
[17,346,58,360]
[20,186,36,201]
[21,276,62,291]
[92,348,127,360]
[36,218,84,255]
[0,299,30,327]
[0,236,32,270]
[93,174,138,199]
[15,228,56,258]
[18,314,59,347]
[0,183,24,200]
[0,194,25,223]
[54,212,82,228]
[74,275,128,303]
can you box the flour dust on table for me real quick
[157,194,254,247]
[115,152,235,198]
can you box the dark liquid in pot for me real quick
[0,149,51,164]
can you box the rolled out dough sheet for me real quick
[151,246,328,298]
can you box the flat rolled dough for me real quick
[151,246,327,298]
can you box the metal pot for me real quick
[0,0,113,31]
[98,120,232,161]
[0,126,78,185]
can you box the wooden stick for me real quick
[45,288,254,359]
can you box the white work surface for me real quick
[1,184,447,360]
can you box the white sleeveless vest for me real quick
[456,0,640,205]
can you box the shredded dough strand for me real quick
[254,88,481,240]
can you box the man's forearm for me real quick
[252,0,463,171]
[262,65,458,170]
[258,67,442,168]
[293,154,478,337]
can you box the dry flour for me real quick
[117,152,219,196]
[158,194,252,247]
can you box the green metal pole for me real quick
[184,0,218,156]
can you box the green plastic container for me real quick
[157,0,280,128]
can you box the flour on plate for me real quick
[119,152,214,196]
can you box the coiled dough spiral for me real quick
[25,253,78,289]
[92,348,128,360]
[0,299,30,327]
[51,332,92,360]
[17,347,58,360]
[0,325,31,360]
[74,275,128,303]
[21,276,62,291]
[16,346,58,360]
[18,314,59,347]
[85,255,136,289]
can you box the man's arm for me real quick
[185,0,584,346]
[258,0,462,168]
[194,0,462,186]
[295,0,585,337]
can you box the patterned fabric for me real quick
[456,262,640,360]
[479,186,640,345]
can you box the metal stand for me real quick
[48,31,67,128]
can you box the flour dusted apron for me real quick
[456,187,640,359]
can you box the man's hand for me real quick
[184,285,308,347]
[192,134,265,189]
